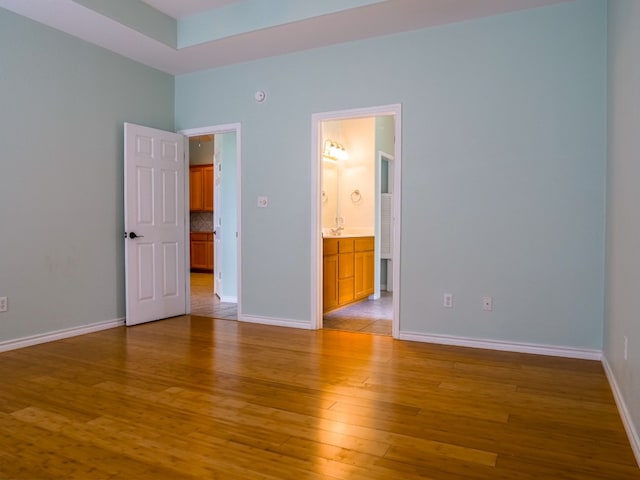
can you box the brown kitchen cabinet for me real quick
[190,232,213,271]
[189,165,214,212]
[323,236,374,313]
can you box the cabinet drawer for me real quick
[191,232,208,241]
[355,236,374,252]
[338,238,354,253]
[323,238,338,256]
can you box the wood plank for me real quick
[0,316,637,479]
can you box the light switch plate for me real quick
[443,293,453,308]
[482,296,493,311]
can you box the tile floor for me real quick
[323,291,393,335]
[190,273,393,336]
[190,273,237,319]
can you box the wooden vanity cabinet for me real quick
[338,239,355,305]
[354,237,375,299]
[323,236,374,313]
[190,232,213,271]
[189,165,213,212]
[323,239,339,311]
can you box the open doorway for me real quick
[181,125,241,320]
[311,105,401,337]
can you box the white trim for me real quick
[602,357,640,467]
[219,295,238,303]
[398,331,602,360]
[183,135,192,314]
[238,314,313,330]
[179,123,242,313]
[311,104,402,338]
[376,150,394,301]
[180,123,240,137]
[0,318,125,353]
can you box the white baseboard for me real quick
[602,357,640,467]
[219,295,238,303]
[398,331,602,360]
[238,314,313,330]
[0,318,125,353]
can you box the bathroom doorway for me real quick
[311,105,401,337]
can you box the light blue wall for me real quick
[605,0,640,450]
[0,8,174,343]
[176,0,606,349]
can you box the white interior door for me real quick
[124,123,186,326]
[213,152,223,296]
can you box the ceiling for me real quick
[141,0,242,19]
[0,0,572,75]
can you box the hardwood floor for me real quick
[0,316,638,479]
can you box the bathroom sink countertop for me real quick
[322,233,374,238]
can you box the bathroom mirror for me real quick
[321,118,376,237]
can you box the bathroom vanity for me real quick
[323,236,374,313]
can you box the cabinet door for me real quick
[355,237,375,299]
[203,165,214,212]
[206,234,214,270]
[354,251,367,299]
[323,254,338,311]
[338,252,354,279]
[338,278,355,305]
[189,167,204,211]
[363,250,375,296]
[190,240,209,270]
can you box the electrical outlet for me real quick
[624,336,628,361]
[482,296,493,312]
[443,293,453,308]
[0,297,7,312]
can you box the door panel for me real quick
[125,123,186,326]
[137,167,154,224]
[161,170,178,224]
[137,243,155,301]
[162,242,179,297]
[214,158,222,296]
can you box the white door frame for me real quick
[179,123,242,314]
[311,104,402,338]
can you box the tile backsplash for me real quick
[190,212,214,232]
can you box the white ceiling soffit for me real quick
[141,0,242,20]
[0,0,572,75]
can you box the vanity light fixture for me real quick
[322,139,348,161]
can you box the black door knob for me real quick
[129,232,144,239]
